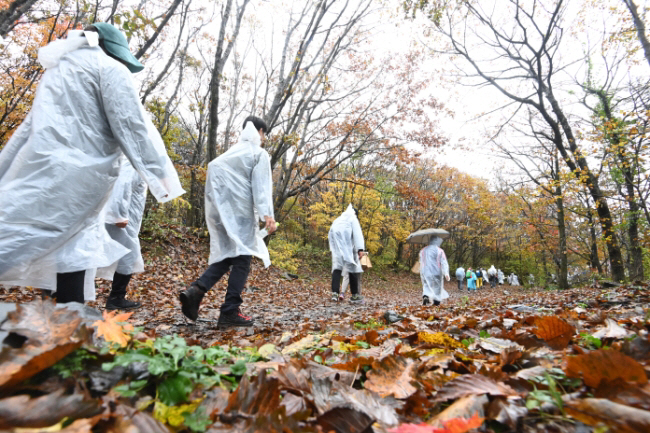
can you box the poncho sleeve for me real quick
[351,216,365,252]
[251,151,274,221]
[104,166,134,224]
[100,62,184,203]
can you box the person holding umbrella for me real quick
[407,228,450,306]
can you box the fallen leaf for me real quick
[365,356,417,399]
[0,300,89,391]
[0,389,101,429]
[418,332,464,349]
[565,398,650,433]
[531,316,575,350]
[594,379,650,411]
[563,349,647,388]
[592,318,630,339]
[478,337,523,354]
[317,407,374,433]
[92,310,134,347]
[389,413,484,433]
[487,397,528,428]
[434,374,518,402]
[226,370,281,416]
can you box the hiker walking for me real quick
[97,159,147,310]
[455,266,465,291]
[329,205,365,303]
[420,236,450,306]
[0,24,184,303]
[179,116,276,328]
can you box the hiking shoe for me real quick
[423,295,430,306]
[433,300,441,306]
[179,283,205,321]
[331,292,339,302]
[338,293,344,301]
[218,309,254,328]
[350,294,364,303]
[106,297,141,311]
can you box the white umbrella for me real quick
[406,228,450,244]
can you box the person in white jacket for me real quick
[97,159,147,310]
[329,205,365,303]
[0,23,184,303]
[420,236,450,306]
[180,116,276,328]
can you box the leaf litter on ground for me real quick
[0,226,649,432]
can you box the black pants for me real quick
[457,279,463,291]
[194,255,252,314]
[55,270,85,303]
[109,272,132,299]
[331,270,360,295]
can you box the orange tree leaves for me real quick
[0,300,88,391]
[92,311,134,347]
[531,316,575,349]
[563,349,647,388]
[364,356,417,399]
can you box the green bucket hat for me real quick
[92,22,144,73]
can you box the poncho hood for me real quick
[38,30,99,69]
[240,121,262,147]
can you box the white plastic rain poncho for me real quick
[488,265,497,277]
[419,237,450,302]
[497,269,505,284]
[328,204,365,274]
[510,274,520,286]
[455,267,465,281]
[0,31,184,292]
[97,159,148,279]
[205,121,274,267]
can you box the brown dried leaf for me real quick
[434,374,518,402]
[531,316,575,350]
[0,300,88,391]
[563,350,647,388]
[226,370,281,416]
[592,318,630,339]
[365,356,417,399]
[0,389,101,429]
[595,379,650,411]
[565,398,650,433]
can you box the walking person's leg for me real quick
[349,272,363,302]
[106,272,141,310]
[331,269,343,301]
[180,259,231,321]
[56,270,86,303]
[218,255,253,327]
[340,270,349,300]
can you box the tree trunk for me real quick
[623,0,650,69]
[206,0,250,165]
[555,154,569,289]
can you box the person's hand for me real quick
[445,275,450,282]
[358,251,366,260]
[264,216,277,234]
[115,220,128,228]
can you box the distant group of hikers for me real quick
[414,235,522,307]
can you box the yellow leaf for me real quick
[92,311,134,347]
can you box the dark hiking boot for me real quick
[350,294,364,304]
[218,309,254,328]
[106,297,142,311]
[423,295,430,306]
[433,300,441,306]
[179,284,205,321]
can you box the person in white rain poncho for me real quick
[455,266,465,291]
[488,265,497,288]
[180,116,276,328]
[420,236,450,306]
[497,269,505,285]
[0,23,184,303]
[96,159,147,310]
[329,205,366,303]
